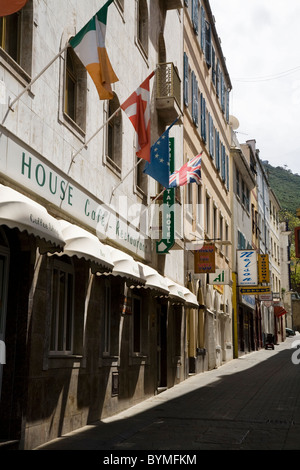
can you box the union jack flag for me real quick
[169,153,202,188]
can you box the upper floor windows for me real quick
[105,93,122,174]
[0,12,20,63]
[235,168,250,213]
[63,47,87,134]
[184,1,230,119]
[0,1,33,80]
[136,0,148,58]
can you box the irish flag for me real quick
[69,0,118,100]
[0,0,28,16]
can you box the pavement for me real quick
[34,335,300,453]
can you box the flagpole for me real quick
[140,187,166,219]
[70,105,122,164]
[111,158,143,195]
[70,67,159,164]
[7,44,69,113]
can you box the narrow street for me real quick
[36,336,300,452]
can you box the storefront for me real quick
[0,182,197,449]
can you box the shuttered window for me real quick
[184,52,189,107]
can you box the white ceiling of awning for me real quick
[165,278,199,307]
[166,278,186,303]
[0,184,65,252]
[181,286,199,308]
[138,262,170,294]
[57,220,114,272]
[107,246,145,284]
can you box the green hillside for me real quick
[262,162,300,216]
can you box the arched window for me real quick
[106,93,122,173]
[64,47,87,131]
[137,0,148,57]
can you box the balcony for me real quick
[163,0,183,10]
[156,62,182,125]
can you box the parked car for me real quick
[286,327,295,336]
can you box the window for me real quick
[213,206,217,240]
[136,156,148,196]
[197,184,204,228]
[219,214,223,242]
[133,296,142,353]
[236,169,240,197]
[200,93,206,142]
[204,20,211,67]
[0,2,33,79]
[215,130,220,170]
[205,193,210,236]
[191,71,199,126]
[64,47,87,131]
[208,115,214,158]
[183,52,189,107]
[0,12,20,62]
[103,280,111,354]
[225,223,229,257]
[50,258,74,354]
[106,93,122,173]
[137,0,148,57]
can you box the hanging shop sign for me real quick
[240,286,271,295]
[156,138,175,254]
[194,244,216,273]
[259,293,273,302]
[258,254,270,283]
[208,268,230,285]
[241,295,256,309]
[237,250,258,286]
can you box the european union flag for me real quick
[143,119,178,188]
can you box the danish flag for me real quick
[169,153,202,188]
[121,71,155,162]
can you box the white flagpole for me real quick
[111,157,143,195]
[70,105,122,163]
[8,44,69,112]
[70,67,159,164]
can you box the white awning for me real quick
[166,278,186,303]
[58,220,114,272]
[0,184,65,253]
[137,262,170,294]
[108,247,144,285]
[181,286,199,308]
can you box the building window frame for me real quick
[104,93,122,176]
[0,2,33,83]
[132,294,142,354]
[61,46,87,137]
[49,257,74,356]
[136,0,148,61]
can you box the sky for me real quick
[209,0,300,175]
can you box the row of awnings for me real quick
[0,184,199,307]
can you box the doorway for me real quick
[157,304,167,389]
[0,242,10,401]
